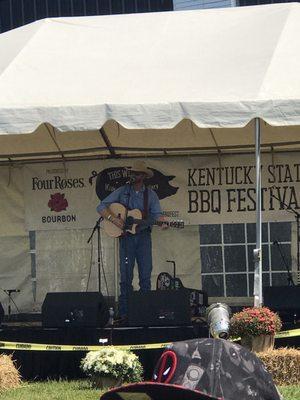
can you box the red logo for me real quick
[152,350,177,383]
[48,193,68,212]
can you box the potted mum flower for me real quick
[80,347,143,389]
[230,306,282,352]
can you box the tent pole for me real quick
[254,118,263,307]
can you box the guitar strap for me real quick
[143,187,149,219]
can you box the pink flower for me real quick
[229,306,282,338]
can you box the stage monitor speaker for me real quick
[128,290,191,326]
[42,292,109,328]
[263,285,300,311]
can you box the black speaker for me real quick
[263,286,300,311]
[42,292,109,328]
[128,290,191,326]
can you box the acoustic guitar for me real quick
[102,203,184,238]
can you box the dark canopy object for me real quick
[101,338,281,400]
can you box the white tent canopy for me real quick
[0,3,300,163]
[1,4,300,307]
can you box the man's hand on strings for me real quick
[113,217,125,230]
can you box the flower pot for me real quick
[91,375,122,389]
[241,334,275,353]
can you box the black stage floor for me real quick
[0,320,299,381]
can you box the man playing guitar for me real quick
[97,160,167,319]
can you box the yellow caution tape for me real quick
[275,328,300,338]
[0,328,298,352]
[0,340,171,352]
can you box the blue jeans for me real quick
[119,230,152,317]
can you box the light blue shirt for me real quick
[97,184,162,222]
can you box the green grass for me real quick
[279,385,300,400]
[0,380,103,400]
[0,381,299,400]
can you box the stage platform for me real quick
[0,318,299,381]
[0,321,208,380]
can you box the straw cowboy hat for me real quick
[128,160,154,178]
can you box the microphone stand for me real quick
[166,260,176,279]
[271,190,299,285]
[87,217,104,292]
[273,241,295,286]
[3,289,20,320]
[122,181,132,318]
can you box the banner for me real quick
[24,153,300,230]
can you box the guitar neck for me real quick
[131,218,184,229]
[130,218,166,226]
[154,220,169,227]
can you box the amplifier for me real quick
[186,288,208,318]
[128,290,191,326]
[156,272,208,318]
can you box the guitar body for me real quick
[102,202,184,238]
[103,203,143,238]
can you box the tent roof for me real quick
[0,121,299,164]
[0,4,300,162]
